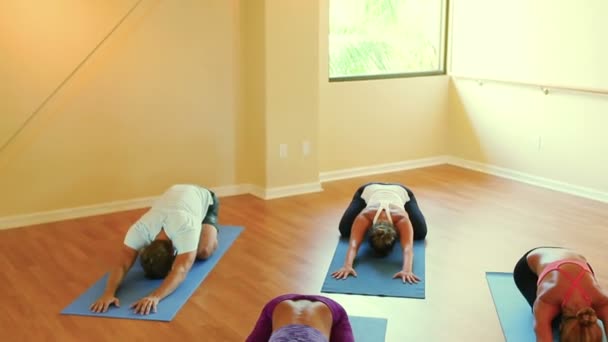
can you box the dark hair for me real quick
[560,307,602,342]
[140,240,176,279]
[368,221,398,257]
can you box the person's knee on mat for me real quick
[196,224,218,260]
[196,247,214,260]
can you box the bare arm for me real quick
[131,251,196,315]
[104,245,139,295]
[344,214,369,267]
[392,215,420,284]
[396,216,415,273]
[331,214,370,279]
[90,244,138,313]
[533,299,560,342]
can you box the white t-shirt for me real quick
[124,184,213,254]
[360,184,410,208]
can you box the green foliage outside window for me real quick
[329,0,447,80]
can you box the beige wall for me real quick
[449,0,608,193]
[318,0,449,172]
[450,0,608,90]
[0,0,137,149]
[0,0,241,217]
[319,76,449,171]
[1,0,323,218]
[264,0,320,187]
[238,0,320,189]
[0,0,450,219]
[237,0,266,187]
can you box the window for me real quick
[329,0,448,81]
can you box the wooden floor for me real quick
[2,164,608,341]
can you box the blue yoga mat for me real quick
[321,237,425,298]
[350,316,387,342]
[486,272,607,342]
[61,226,243,321]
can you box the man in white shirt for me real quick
[89,184,220,315]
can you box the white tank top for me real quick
[360,184,410,224]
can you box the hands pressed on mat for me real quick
[331,206,420,284]
[90,293,121,313]
[62,226,243,321]
[89,184,220,315]
[332,182,427,284]
[130,296,161,315]
[90,294,160,316]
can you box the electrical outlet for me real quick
[302,141,310,156]
[279,144,288,158]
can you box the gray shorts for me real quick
[202,190,219,230]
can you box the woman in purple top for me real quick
[245,294,354,342]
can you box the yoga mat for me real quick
[61,226,243,321]
[486,272,607,342]
[321,237,425,298]
[350,316,387,342]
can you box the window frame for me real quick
[328,0,450,82]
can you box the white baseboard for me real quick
[220,182,323,200]
[0,182,326,230]
[261,182,323,200]
[446,157,608,204]
[246,184,267,199]
[0,184,252,231]
[210,184,252,197]
[319,156,448,182]
[0,196,157,231]
[4,156,607,230]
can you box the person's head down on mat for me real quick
[245,294,354,342]
[514,247,608,342]
[139,240,177,279]
[89,184,220,315]
[332,182,427,284]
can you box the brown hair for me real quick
[560,307,603,342]
[140,240,176,279]
[368,221,398,257]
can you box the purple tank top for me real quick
[245,294,354,342]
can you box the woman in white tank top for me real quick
[331,182,427,284]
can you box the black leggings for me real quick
[513,247,562,329]
[513,247,540,309]
[338,182,427,240]
[202,190,220,230]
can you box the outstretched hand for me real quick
[130,296,160,315]
[90,294,120,313]
[331,266,358,280]
[393,270,420,284]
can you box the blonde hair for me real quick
[560,307,603,342]
[368,221,397,256]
